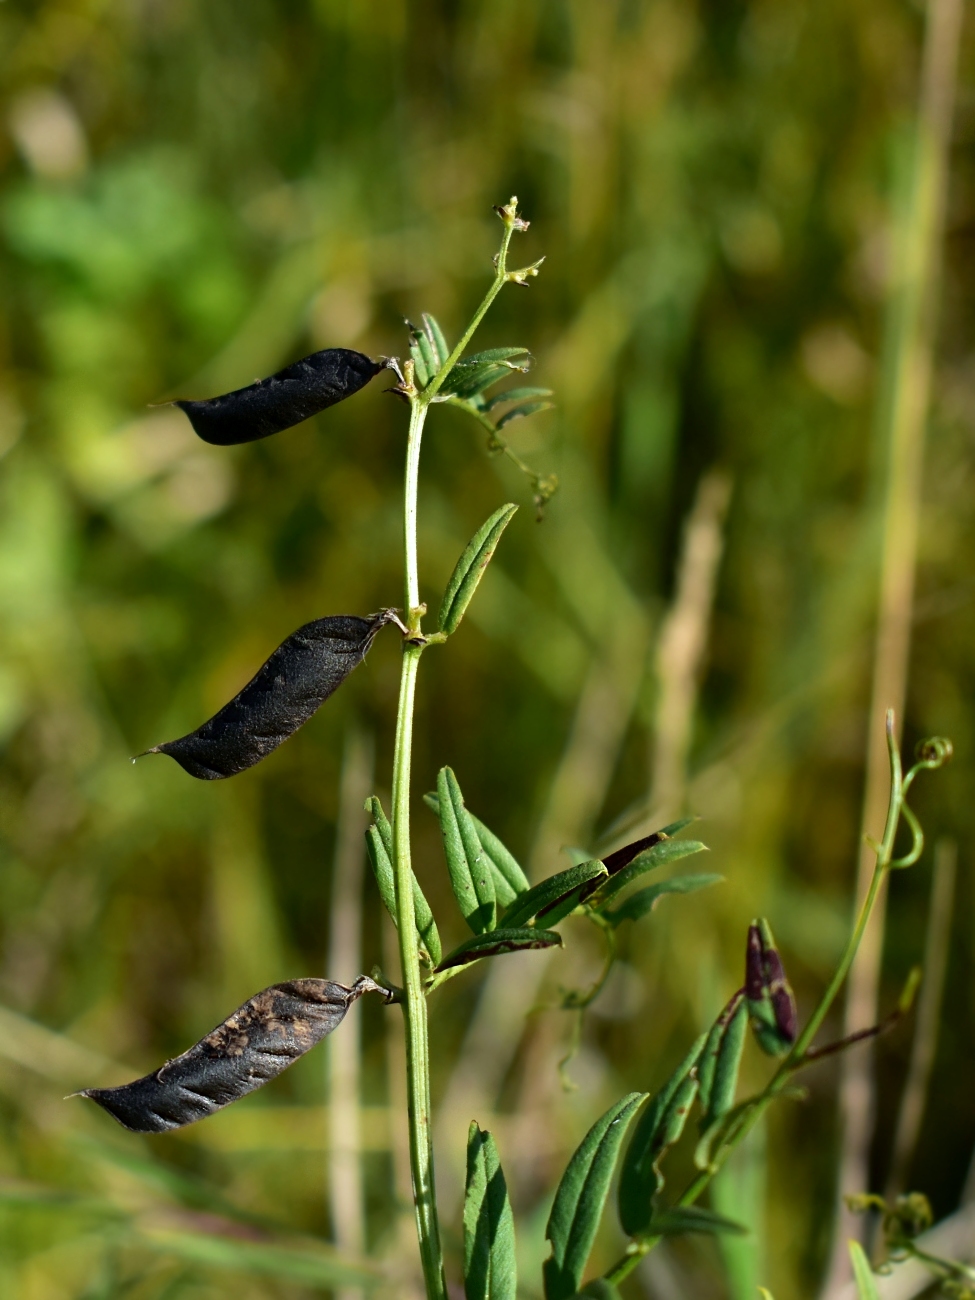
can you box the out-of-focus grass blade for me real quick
[589,839,707,910]
[848,1241,881,1300]
[543,1092,647,1300]
[501,860,606,929]
[437,927,562,971]
[439,503,518,636]
[424,792,529,901]
[139,1223,379,1288]
[464,1123,517,1300]
[618,1036,706,1237]
[602,873,723,926]
[436,767,497,933]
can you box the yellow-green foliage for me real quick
[0,3,971,1297]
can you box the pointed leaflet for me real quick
[696,991,748,1132]
[436,927,562,972]
[849,1242,881,1300]
[422,313,450,369]
[695,992,749,1169]
[464,1124,517,1300]
[364,796,442,968]
[602,874,723,927]
[588,838,708,910]
[78,977,388,1133]
[439,504,518,636]
[144,612,397,780]
[496,401,554,430]
[175,348,383,445]
[436,767,497,933]
[484,386,553,412]
[423,792,529,904]
[543,1092,647,1300]
[441,348,532,399]
[500,860,607,929]
[617,1036,706,1238]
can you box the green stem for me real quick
[604,717,907,1288]
[422,218,516,402]
[391,397,447,1300]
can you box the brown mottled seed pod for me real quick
[77,977,389,1133]
[175,348,385,445]
[143,611,397,779]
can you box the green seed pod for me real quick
[745,918,797,1057]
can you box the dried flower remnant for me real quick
[143,611,398,779]
[175,348,385,445]
[745,918,798,1057]
[77,977,389,1132]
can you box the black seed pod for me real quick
[144,611,397,779]
[175,349,384,445]
[77,977,387,1133]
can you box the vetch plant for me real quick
[78,200,954,1300]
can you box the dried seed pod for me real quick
[175,348,384,445]
[745,918,798,1057]
[144,611,397,779]
[77,976,387,1132]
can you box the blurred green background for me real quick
[1,2,973,1297]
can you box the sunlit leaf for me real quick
[589,839,707,910]
[544,1092,647,1300]
[424,791,529,902]
[365,796,442,967]
[617,1036,706,1237]
[437,927,562,971]
[464,1123,517,1300]
[436,767,497,933]
[602,873,723,927]
[439,503,518,635]
[500,860,607,929]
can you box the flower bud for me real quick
[745,918,797,1057]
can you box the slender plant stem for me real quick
[390,394,447,1300]
[604,717,908,1289]
[387,206,528,1298]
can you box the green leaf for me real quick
[407,319,437,385]
[424,792,529,902]
[645,1205,747,1237]
[422,312,450,368]
[439,504,518,636]
[495,400,554,429]
[696,992,748,1138]
[365,796,442,967]
[437,927,562,971]
[484,386,553,412]
[849,1241,881,1300]
[441,348,531,398]
[602,873,724,927]
[589,839,708,910]
[436,767,497,934]
[617,1036,706,1238]
[464,1124,517,1300]
[543,1092,647,1300]
[501,860,607,929]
